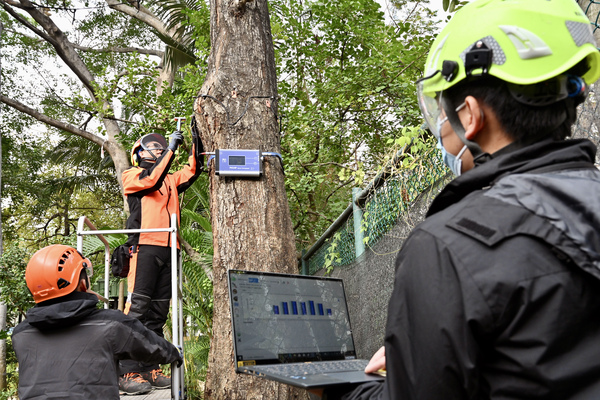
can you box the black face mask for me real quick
[139,160,155,169]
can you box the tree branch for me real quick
[301,161,357,170]
[3,0,97,96]
[306,210,334,224]
[325,177,354,204]
[105,0,194,62]
[2,0,125,174]
[0,94,103,146]
[72,43,164,58]
[116,86,161,112]
[106,0,173,39]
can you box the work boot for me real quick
[119,372,152,395]
[140,369,171,388]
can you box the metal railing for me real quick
[300,145,448,275]
[76,215,185,400]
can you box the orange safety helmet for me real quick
[25,245,93,303]
[130,133,168,166]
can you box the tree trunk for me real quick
[0,57,5,388]
[0,303,5,390]
[194,0,307,398]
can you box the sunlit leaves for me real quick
[271,0,438,249]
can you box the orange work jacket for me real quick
[122,145,200,248]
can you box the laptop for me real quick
[228,269,385,389]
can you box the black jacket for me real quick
[12,292,182,399]
[340,139,600,399]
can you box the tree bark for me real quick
[194,0,306,398]
[0,303,5,390]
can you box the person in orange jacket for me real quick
[118,128,202,394]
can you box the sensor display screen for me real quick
[215,149,262,177]
[229,155,246,166]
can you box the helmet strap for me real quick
[441,97,491,165]
[507,75,587,107]
[139,149,159,162]
[146,149,159,161]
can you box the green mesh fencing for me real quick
[302,2,600,275]
[304,148,449,275]
[581,0,600,32]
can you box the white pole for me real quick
[77,216,111,309]
[76,215,185,396]
[104,246,110,309]
[171,213,180,400]
[179,249,185,393]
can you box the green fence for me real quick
[301,2,600,275]
[301,146,449,275]
[581,0,600,32]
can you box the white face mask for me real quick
[437,136,468,177]
[435,101,468,176]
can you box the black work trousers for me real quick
[119,244,173,375]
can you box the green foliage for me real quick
[0,0,213,251]
[0,337,19,400]
[168,177,213,396]
[443,0,469,12]
[311,126,447,273]
[323,232,343,275]
[180,178,213,339]
[182,334,211,398]
[0,244,34,324]
[271,0,439,251]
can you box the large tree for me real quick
[1,0,440,397]
[194,0,304,397]
[0,0,212,271]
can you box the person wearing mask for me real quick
[313,0,600,398]
[118,127,203,394]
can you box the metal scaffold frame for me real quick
[76,214,185,400]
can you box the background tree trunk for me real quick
[0,21,6,386]
[194,0,307,398]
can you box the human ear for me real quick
[463,96,485,141]
[78,278,89,292]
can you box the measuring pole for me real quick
[174,117,186,132]
[170,213,183,400]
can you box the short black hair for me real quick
[444,76,578,143]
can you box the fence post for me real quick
[301,249,308,275]
[352,188,365,258]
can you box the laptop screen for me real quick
[228,269,357,368]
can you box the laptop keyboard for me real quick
[251,359,369,376]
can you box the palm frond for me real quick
[47,135,107,170]
[144,0,205,70]
[46,173,115,195]
[181,209,212,233]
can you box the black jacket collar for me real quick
[427,139,597,217]
[26,292,99,330]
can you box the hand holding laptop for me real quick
[308,347,387,398]
[365,346,386,376]
[228,270,385,390]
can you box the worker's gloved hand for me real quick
[190,117,205,167]
[191,119,199,139]
[176,345,184,367]
[168,131,184,152]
